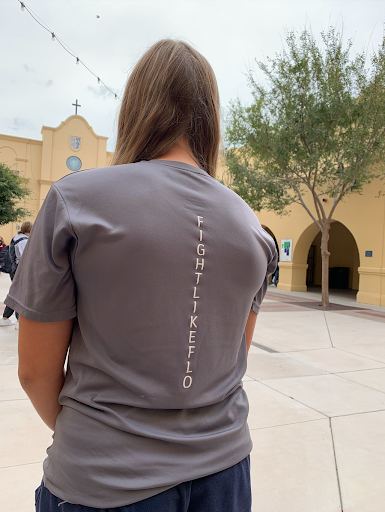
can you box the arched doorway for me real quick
[306,221,360,293]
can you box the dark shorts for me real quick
[35,455,251,512]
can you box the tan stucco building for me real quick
[257,188,385,307]
[219,161,384,308]
[0,114,113,241]
[1,115,385,306]
[217,171,385,308]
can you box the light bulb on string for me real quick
[17,2,119,101]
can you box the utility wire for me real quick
[18,0,120,100]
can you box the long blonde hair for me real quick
[111,40,220,177]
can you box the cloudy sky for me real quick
[1,0,384,151]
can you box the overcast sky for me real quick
[1,0,384,151]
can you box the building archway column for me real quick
[357,267,385,306]
[277,262,308,292]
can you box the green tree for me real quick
[0,162,31,227]
[226,27,385,307]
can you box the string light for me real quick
[17,0,120,100]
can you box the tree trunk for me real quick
[321,224,331,308]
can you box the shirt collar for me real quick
[148,160,211,178]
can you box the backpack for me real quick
[0,245,11,274]
[0,236,28,277]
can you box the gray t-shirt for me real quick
[5,160,277,508]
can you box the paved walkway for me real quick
[1,274,385,511]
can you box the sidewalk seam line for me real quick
[329,418,344,512]
[323,311,334,348]
[256,371,330,381]
[330,408,385,418]
[337,346,385,366]
[0,460,44,470]
[331,372,385,396]
[257,380,329,417]
[248,418,326,431]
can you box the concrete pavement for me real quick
[1,273,385,511]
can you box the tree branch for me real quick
[312,189,325,225]
[327,180,356,222]
[294,184,322,230]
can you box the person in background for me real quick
[272,256,279,286]
[0,236,6,276]
[0,221,32,329]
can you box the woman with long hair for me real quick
[6,40,277,512]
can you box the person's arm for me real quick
[245,310,257,354]
[18,316,74,431]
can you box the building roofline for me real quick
[0,133,42,146]
[41,115,108,140]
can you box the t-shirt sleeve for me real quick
[4,184,77,322]
[251,232,278,315]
